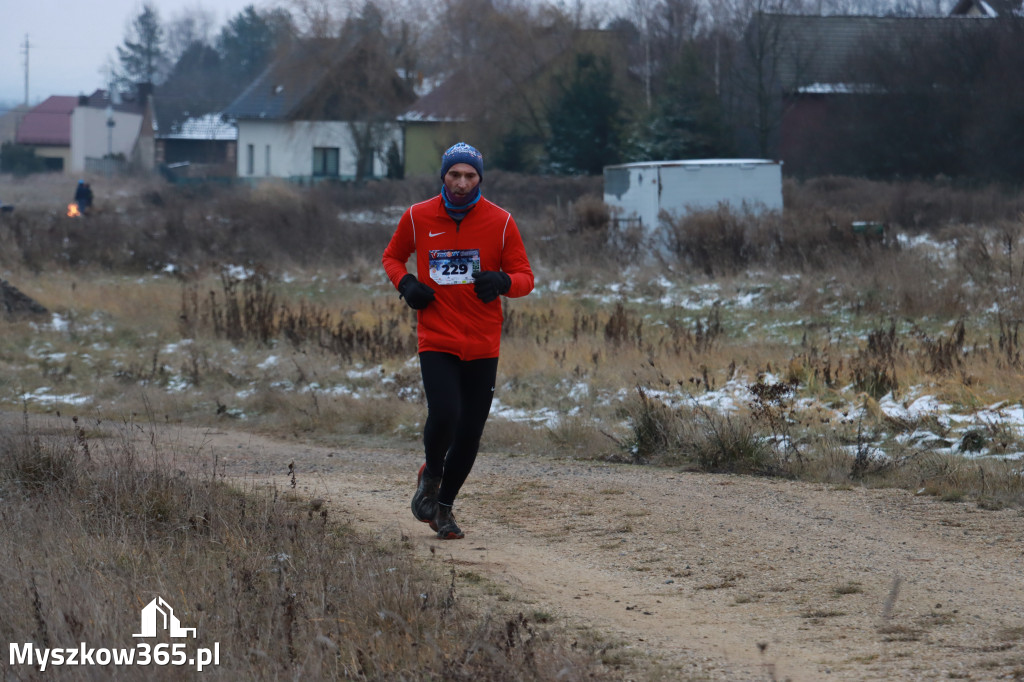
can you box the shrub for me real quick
[1,426,79,493]
[850,322,902,398]
[0,143,47,175]
[659,207,755,276]
[690,411,777,476]
[570,194,610,234]
[621,387,780,475]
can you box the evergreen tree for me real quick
[545,53,624,175]
[158,41,228,132]
[217,6,294,87]
[630,46,729,161]
[355,1,384,35]
[116,4,168,86]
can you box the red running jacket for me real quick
[382,194,534,360]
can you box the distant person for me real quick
[73,180,93,214]
[381,142,534,540]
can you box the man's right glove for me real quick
[398,274,435,310]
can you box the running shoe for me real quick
[433,502,465,540]
[411,463,441,524]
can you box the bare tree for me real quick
[652,0,705,61]
[423,0,578,138]
[166,5,217,64]
[833,16,1024,180]
[628,0,656,109]
[721,0,816,157]
[347,120,394,178]
[285,0,345,38]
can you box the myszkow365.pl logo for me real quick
[9,596,220,672]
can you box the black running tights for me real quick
[419,351,499,506]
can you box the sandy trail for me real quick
[165,425,1024,681]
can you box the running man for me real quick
[382,142,534,539]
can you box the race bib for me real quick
[429,249,480,285]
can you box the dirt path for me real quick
[128,424,1024,680]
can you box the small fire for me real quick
[67,203,81,218]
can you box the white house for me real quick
[70,97,145,174]
[224,33,414,182]
[233,119,396,180]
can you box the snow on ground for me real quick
[19,387,90,406]
[13,237,1024,463]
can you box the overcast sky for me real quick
[0,0,262,110]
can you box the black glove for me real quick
[472,270,511,304]
[398,274,435,310]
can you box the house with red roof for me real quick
[13,86,155,174]
[15,96,77,171]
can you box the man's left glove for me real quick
[472,270,511,303]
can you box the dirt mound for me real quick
[1,279,48,318]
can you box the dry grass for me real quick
[3,173,1024,496]
[0,415,626,681]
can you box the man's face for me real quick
[443,163,480,197]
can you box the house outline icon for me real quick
[133,596,197,638]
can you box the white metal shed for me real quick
[603,159,783,230]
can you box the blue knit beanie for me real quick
[440,142,483,180]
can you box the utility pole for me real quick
[22,34,30,105]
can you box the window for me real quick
[265,145,271,175]
[246,144,254,175]
[312,147,340,177]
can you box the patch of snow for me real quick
[166,376,190,392]
[223,264,254,280]
[49,313,69,331]
[490,399,562,428]
[568,382,590,401]
[20,387,90,406]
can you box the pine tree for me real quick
[545,54,624,175]
[217,6,294,87]
[116,4,168,87]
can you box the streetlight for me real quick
[105,103,115,175]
